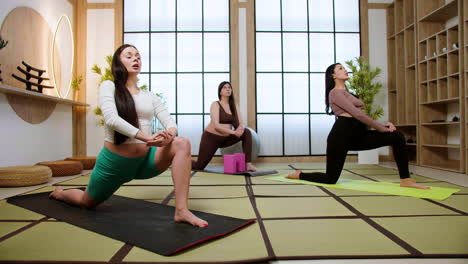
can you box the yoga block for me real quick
[234,153,246,171]
[223,154,237,174]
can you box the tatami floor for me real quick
[0,162,467,264]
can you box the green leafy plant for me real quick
[71,75,83,91]
[70,75,83,101]
[345,56,384,121]
[90,56,113,126]
[91,55,113,86]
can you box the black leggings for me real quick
[300,116,410,184]
[192,129,252,170]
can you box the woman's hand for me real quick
[385,122,397,132]
[135,130,154,142]
[233,126,244,138]
[147,130,174,147]
[376,126,392,133]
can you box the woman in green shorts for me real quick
[50,44,208,227]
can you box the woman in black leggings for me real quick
[287,63,429,190]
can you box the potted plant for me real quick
[345,56,384,164]
[0,38,8,84]
[70,75,83,101]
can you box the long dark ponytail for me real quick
[112,44,140,144]
[218,81,239,128]
[325,63,340,115]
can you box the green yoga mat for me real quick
[266,176,459,200]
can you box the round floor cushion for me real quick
[65,156,96,170]
[35,160,83,177]
[0,165,52,187]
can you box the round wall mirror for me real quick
[51,15,74,99]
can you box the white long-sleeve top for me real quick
[99,80,177,144]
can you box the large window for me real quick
[123,0,230,154]
[255,0,361,156]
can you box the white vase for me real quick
[358,148,379,164]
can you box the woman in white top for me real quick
[50,44,208,227]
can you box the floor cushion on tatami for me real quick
[0,165,52,187]
[65,156,96,170]
[35,161,83,177]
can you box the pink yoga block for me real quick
[234,153,246,171]
[223,154,237,174]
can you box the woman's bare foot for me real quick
[286,170,302,179]
[49,186,64,199]
[174,208,208,227]
[246,162,257,172]
[400,178,430,189]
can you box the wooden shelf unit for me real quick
[387,2,396,123]
[0,83,88,106]
[0,83,88,124]
[417,0,464,172]
[387,0,419,164]
[387,0,465,172]
[464,0,468,171]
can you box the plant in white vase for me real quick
[345,56,384,164]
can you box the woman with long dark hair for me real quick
[192,81,257,171]
[287,63,429,189]
[50,44,208,227]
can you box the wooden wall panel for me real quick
[72,0,87,156]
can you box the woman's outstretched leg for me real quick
[49,187,99,209]
[353,130,429,189]
[156,136,208,227]
[287,136,348,184]
[192,132,222,170]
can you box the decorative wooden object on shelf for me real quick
[0,83,88,124]
[0,7,60,96]
[0,6,85,125]
[11,61,54,93]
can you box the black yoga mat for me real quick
[200,166,278,177]
[7,190,255,256]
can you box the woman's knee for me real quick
[81,201,97,209]
[172,136,191,151]
[391,131,405,144]
[327,177,339,184]
[80,192,100,209]
[243,128,251,137]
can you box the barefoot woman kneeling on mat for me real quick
[192,81,257,172]
[287,63,429,190]
[50,44,208,227]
